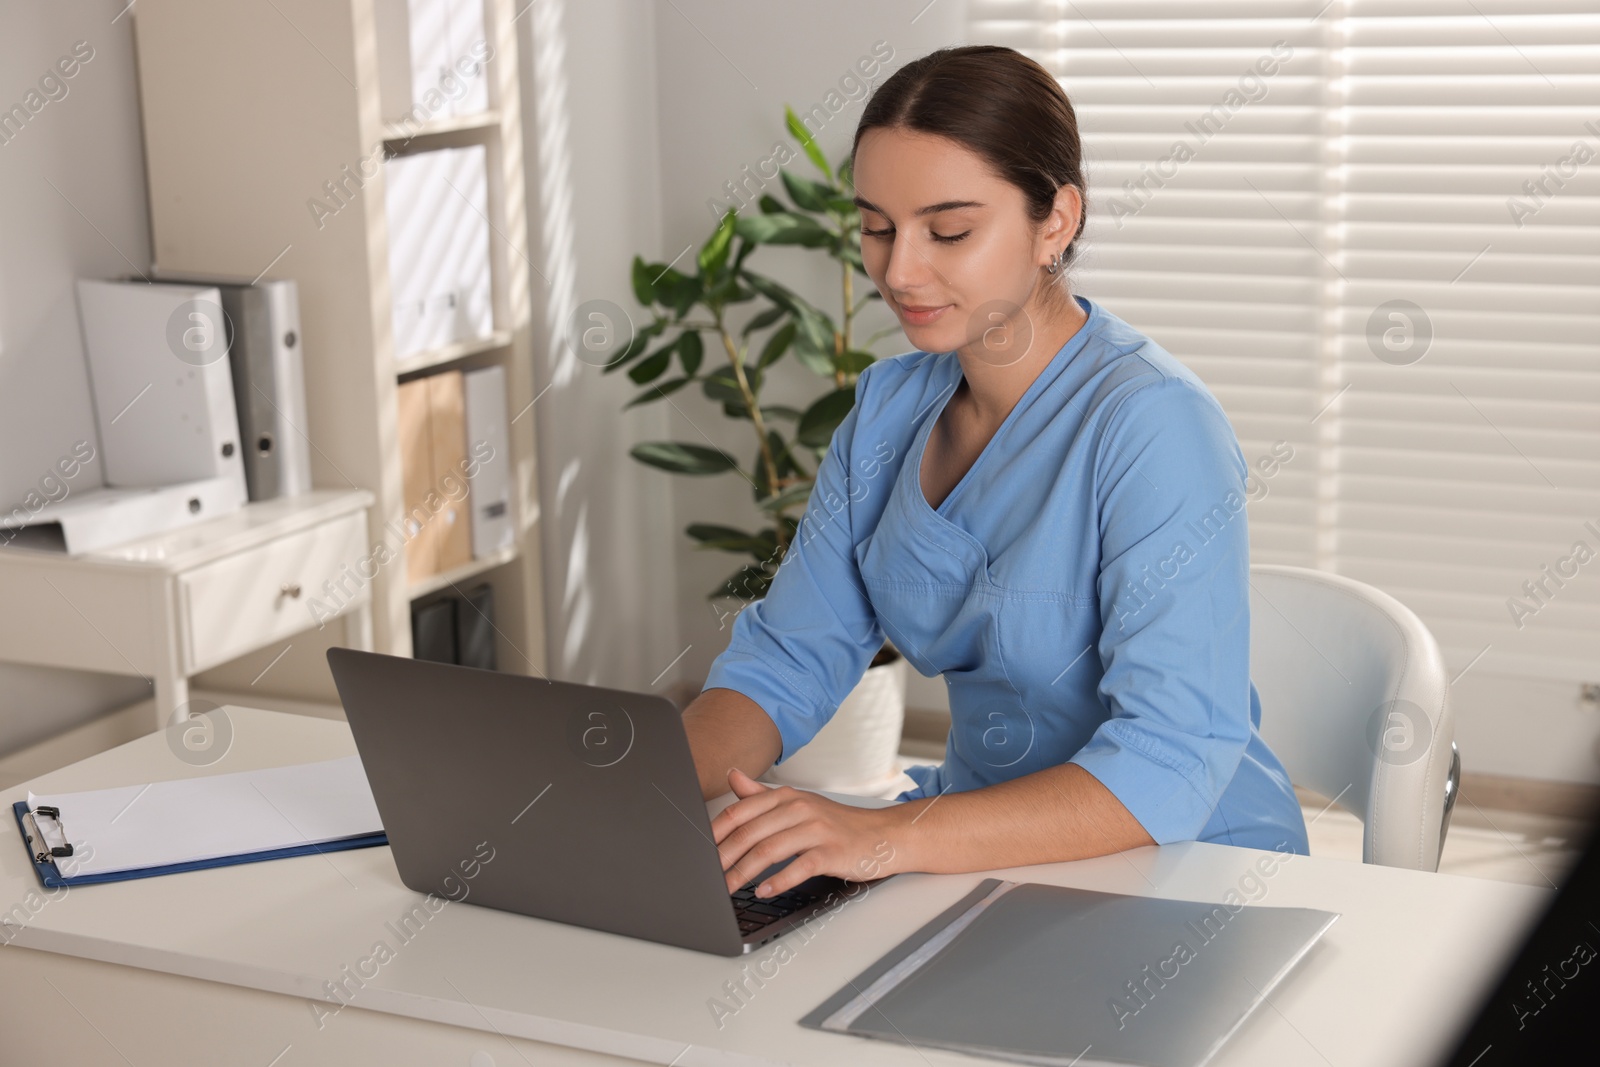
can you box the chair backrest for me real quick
[1249,565,1457,870]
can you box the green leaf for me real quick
[791,310,838,377]
[757,320,795,368]
[781,170,832,213]
[768,429,801,478]
[677,331,704,376]
[741,305,786,337]
[631,441,739,475]
[733,237,759,270]
[753,441,773,501]
[705,273,736,306]
[686,523,769,554]
[702,365,762,409]
[826,196,858,214]
[758,194,786,215]
[741,270,801,313]
[735,212,834,248]
[708,563,773,601]
[698,211,737,278]
[758,480,814,514]
[785,104,832,180]
[653,267,702,317]
[631,256,657,306]
[838,349,877,374]
[687,523,753,543]
[623,376,694,408]
[797,387,857,449]
[748,527,780,566]
[761,404,803,421]
[837,156,854,190]
[701,368,740,406]
[792,350,835,378]
[627,336,678,384]
[795,307,836,352]
[740,275,841,375]
[598,318,665,374]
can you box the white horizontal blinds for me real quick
[1333,0,1600,683]
[969,0,1336,567]
[970,0,1600,685]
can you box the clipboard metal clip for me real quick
[24,806,74,863]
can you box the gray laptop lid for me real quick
[326,647,745,956]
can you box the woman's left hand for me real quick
[711,768,904,897]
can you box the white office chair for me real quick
[1250,564,1461,871]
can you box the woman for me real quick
[684,45,1310,900]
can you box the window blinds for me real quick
[968,0,1600,685]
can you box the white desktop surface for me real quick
[0,707,1548,1067]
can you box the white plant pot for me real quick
[765,652,907,794]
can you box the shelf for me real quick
[134,0,546,679]
[395,330,513,377]
[383,109,501,144]
[408,543,519,600]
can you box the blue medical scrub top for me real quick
[702,295,1310,854]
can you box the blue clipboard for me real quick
[12,800,387,889]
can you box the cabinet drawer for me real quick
[178,512,369,673]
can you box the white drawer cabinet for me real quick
[178,511,369,673]
[0,491,374,729]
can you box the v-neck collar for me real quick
[907,296,1100,524]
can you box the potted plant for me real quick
[606,107,907,794]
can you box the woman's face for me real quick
[852,126,1072,360]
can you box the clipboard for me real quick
[12,800,387,890]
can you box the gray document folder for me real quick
[801,878,1338,1067]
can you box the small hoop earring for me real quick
[1045,250,1061,275]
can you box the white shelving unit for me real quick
[131,0,547,685]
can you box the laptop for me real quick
[326,647,880,956]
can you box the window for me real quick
[970,1,1600,706]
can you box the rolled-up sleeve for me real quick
[1068,375,1253,844]
[701,364,886,763]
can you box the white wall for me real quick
[0,2,156,754]
[649,0,971,713]
[515,0,971,706]
[518,0,687,695]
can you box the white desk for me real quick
[0,708,1548,1067]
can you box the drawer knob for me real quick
[280,583,303,599]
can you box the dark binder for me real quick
[456,582,497,671]
[411,596,458,664]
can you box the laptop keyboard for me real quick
[730,879,831,935]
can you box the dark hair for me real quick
[851,45,1088,271]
